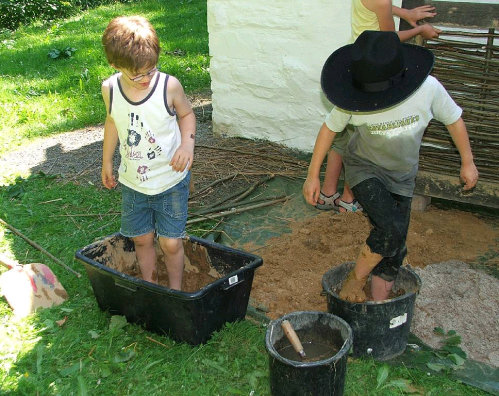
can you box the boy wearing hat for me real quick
[316,0,441,213]
[303,31,478,302]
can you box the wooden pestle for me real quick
[281,319,306,358]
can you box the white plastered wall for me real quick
[208,0,401,152]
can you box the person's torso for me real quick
[326,76,462,195]
[109,72,187,194]
[351,0,381,42]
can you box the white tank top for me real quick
[109,72,188,195]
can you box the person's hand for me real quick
[303,176,320,206]
[419,23,442,39]
[461,162,479,191]
[102,162,117,189]
[406,5,436,27]
[170,145,193,172]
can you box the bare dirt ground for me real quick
[1,94,498,367]
[248,210,499,367]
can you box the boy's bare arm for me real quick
[169,76,195,172]
[303,123,337,205]
[368,0,441,41]
[392,5,436,27]
[101,81,119,189]
[446,118,479,190]
[369,0,396,31]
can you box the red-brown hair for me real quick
[102,15,160,73]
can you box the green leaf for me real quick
[36,344,44,374]
[447,330,457,336]
[113,350,136,363]
[376,365,390,389]
[427,362,446,372]
[109,315,128,331]
[59,362,81,377]
[77,375,88,396]
[202,358,229,374]
[383,379,419,393]
[143,359,163,371]
[227,388,246,395]
[444,335,462,346]
[48,49,60,59]
[433,327,445,335]
[448,353,465,367]
[442,345,466,359]
[100,366,112,378]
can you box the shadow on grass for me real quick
[0,171,271,394]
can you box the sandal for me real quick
[336,199,363,213]
[315,191,341,211]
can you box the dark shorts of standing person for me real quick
[351,177,412,282]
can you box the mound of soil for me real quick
[248,209,499,366]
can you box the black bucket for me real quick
[322,262,421,360]
[265,311,353,396]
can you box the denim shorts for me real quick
[351,177,412,282]
[120,172,190,239]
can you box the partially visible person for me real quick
[317,0,441,213]
[305,31,478,302]
[101,15,195,290]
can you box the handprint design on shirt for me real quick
[124,113,164,182]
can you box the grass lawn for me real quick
[0,0,209,157]
[0,1,491,394]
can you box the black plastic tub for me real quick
[75,233,263,345]
[265,311,353,396]
[322,262,421,360]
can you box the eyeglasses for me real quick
[123,67,158,82]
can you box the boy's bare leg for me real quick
[159,237,184,290]
[335,183,358,212]
[133,232,158,283]
[371,275,395,301]
[320,150,358,212]
[319,150,343,199]
[339,244,383,302]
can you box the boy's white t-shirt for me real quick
[109,72,188,195]
[325,76,462,197]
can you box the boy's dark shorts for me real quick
[351,177,412,282]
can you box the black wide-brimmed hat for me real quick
[321,30,434,112]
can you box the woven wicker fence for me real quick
[421,28,498,183]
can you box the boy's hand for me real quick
[303,176,321,206]
[102,163,117,189]
[406,5,436,26]
[460,162,479,191]
[170,145,193,172]
[419,23,441,39]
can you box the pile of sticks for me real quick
[421,29,499,182]
[188,137,309,231]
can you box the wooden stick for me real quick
[0,218,81,278]
[186,196,288,225]
[191,194,287,216]
[206,175,274,208]
[281,320,306,359]
[232,174,275,203]
[146,336,170,349]
[196,144,308,167]
[188,172,239,200]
